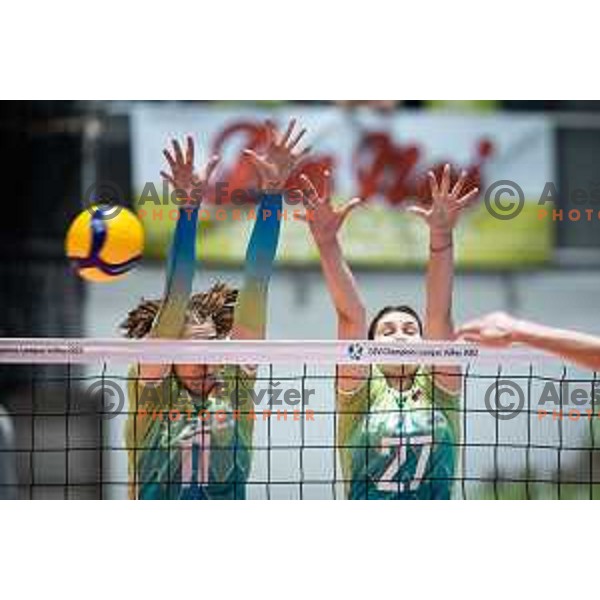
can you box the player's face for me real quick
[373,311,421,379]
[373,311,421,343]
[174,317,220,395]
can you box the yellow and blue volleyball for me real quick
[65,205,144,282]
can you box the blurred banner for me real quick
[131,103,554,268]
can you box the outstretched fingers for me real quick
[403,202,430,219]
[440,163,451,197]
[203,154,221,184]
[288,127,307,151]
[172,139,184,166]
[279,118,296,147]
[299,173,320,209]
[323,169,333,200]
[457,331,482,343]
[163,148,176,170]
[185,136,194,167]
[264,120,275,147]
[295,146,312,161]
[160,171,176,187]
[454,187,480,210]
[427,170,440,200]
[243,149,277,181]
[451,170,467,199]
[341,196,366,219]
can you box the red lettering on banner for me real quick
[352,131,492,208]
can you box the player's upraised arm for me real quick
[150,137,219,340]
[457,312,600,371]
[232,119,309,340]
[298,172,368,392]
[133,138,218,383]
[405,164,479,393]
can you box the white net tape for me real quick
[0,338,558,365]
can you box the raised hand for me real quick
[243,119,311,190]
[405,163,479,233]
[160,136,220,204]
[297,171,366,246]
[457,312,520,347]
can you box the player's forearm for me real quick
[513,320,600,371]
[233,194,282,339]
[425,229,454,340]
[149,206,199,338]
[316,237,366,335]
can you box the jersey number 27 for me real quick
[376,435,433,493]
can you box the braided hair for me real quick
[120,282,239,339]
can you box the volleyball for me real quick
[65,205,144,282]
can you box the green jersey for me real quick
[337,367,460,500]
[126,364,257,500]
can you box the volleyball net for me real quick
[0,338,598,500]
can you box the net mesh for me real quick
[0,339,598,499]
